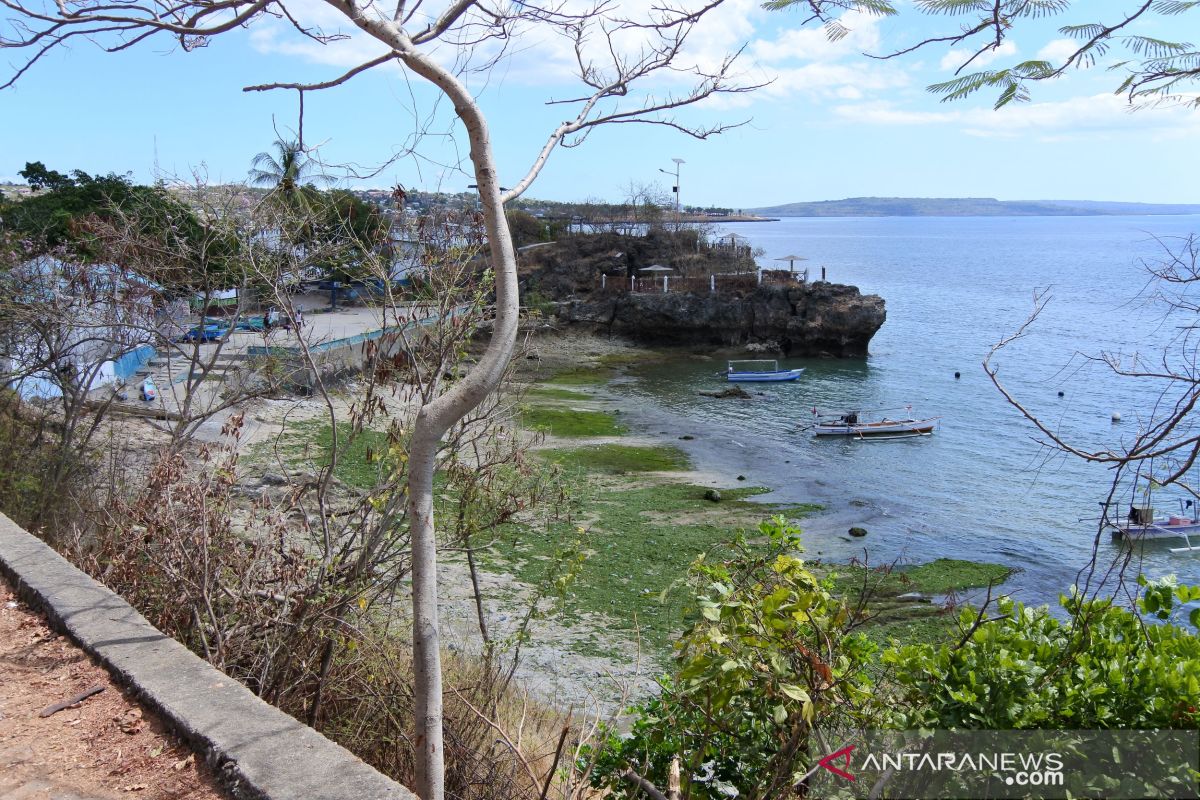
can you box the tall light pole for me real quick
[659,157,685,221]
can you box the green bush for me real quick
[588,517,880,799]
[589,518,1200,799]
[884,580,1200,730]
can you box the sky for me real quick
[1,0,1197,207]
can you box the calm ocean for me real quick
[606,215,1200,607]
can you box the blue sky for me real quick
[2,1,1197,206]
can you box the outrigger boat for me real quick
[811,407,939,439]
[726,360,805,383]
[1108,500,1200,553]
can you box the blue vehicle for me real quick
[233,316,266,332]
[176,322,227,343]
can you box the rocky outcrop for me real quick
[558,282,886,357]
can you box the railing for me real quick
[594,268,809,296]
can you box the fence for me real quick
[595,268,811,296]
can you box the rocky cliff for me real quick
[518,231,886,356]
[557,281,886,357]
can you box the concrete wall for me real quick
[246,311,453,391]
[0,513,416,800]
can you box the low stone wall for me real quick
[0,513,416,800]
[247,308,463,391]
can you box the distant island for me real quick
[752,197,1200,217]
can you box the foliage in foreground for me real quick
[886,579,1200,731]
[590,518,881,799]
[590,519,1200,799]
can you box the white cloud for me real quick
[833,93,1200,141]
[750,8,883,65]
[938,40,1018,72]
[737,9,911,102]
[245,0,768,91]
[762,61,908,100]
[1037,38,1081,64]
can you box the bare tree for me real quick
[982,235,1200,596]
[0,246,158,529]
[0,1,775,795]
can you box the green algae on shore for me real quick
[520,406,628,437]
[524,386,592,401]
[543,366,616,385]
[265,419,391,490]
[825,558,1016,647]
[830,558,1014,598]
[487,481,822,656]
[541,443,690,473]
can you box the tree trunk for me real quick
[387,34,522,800]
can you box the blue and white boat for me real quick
[726,360,805,383]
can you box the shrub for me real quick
[589,517,880,799]
[884,581,1200,731]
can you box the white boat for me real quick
[726,360,805,383]
[812,408,939,438]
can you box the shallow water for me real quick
[605,215,1200,607]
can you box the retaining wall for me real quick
[0,512,417,800]
[247,310,458,391]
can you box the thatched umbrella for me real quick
[774,254,808,274]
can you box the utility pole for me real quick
[659,158,685,223]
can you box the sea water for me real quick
[606,215,1200,607]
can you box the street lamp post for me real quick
[467,183,509,217]
[658,157,685,221]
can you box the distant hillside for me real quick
[1038,200,1200,215]
[752,197,1200,217]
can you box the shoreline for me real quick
[228,329,1014,716]
[519,329,1011,589]
[539,335,894,559]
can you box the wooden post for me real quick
[821,266,826,281]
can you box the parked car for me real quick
[176,322,227,343]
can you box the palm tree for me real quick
[248,138,326,214]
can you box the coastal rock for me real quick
[560,282,885,357]
[848,526,868,537]
[704,489,722,503]
[699,386,751,399]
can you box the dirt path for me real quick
[0,579,227,800]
